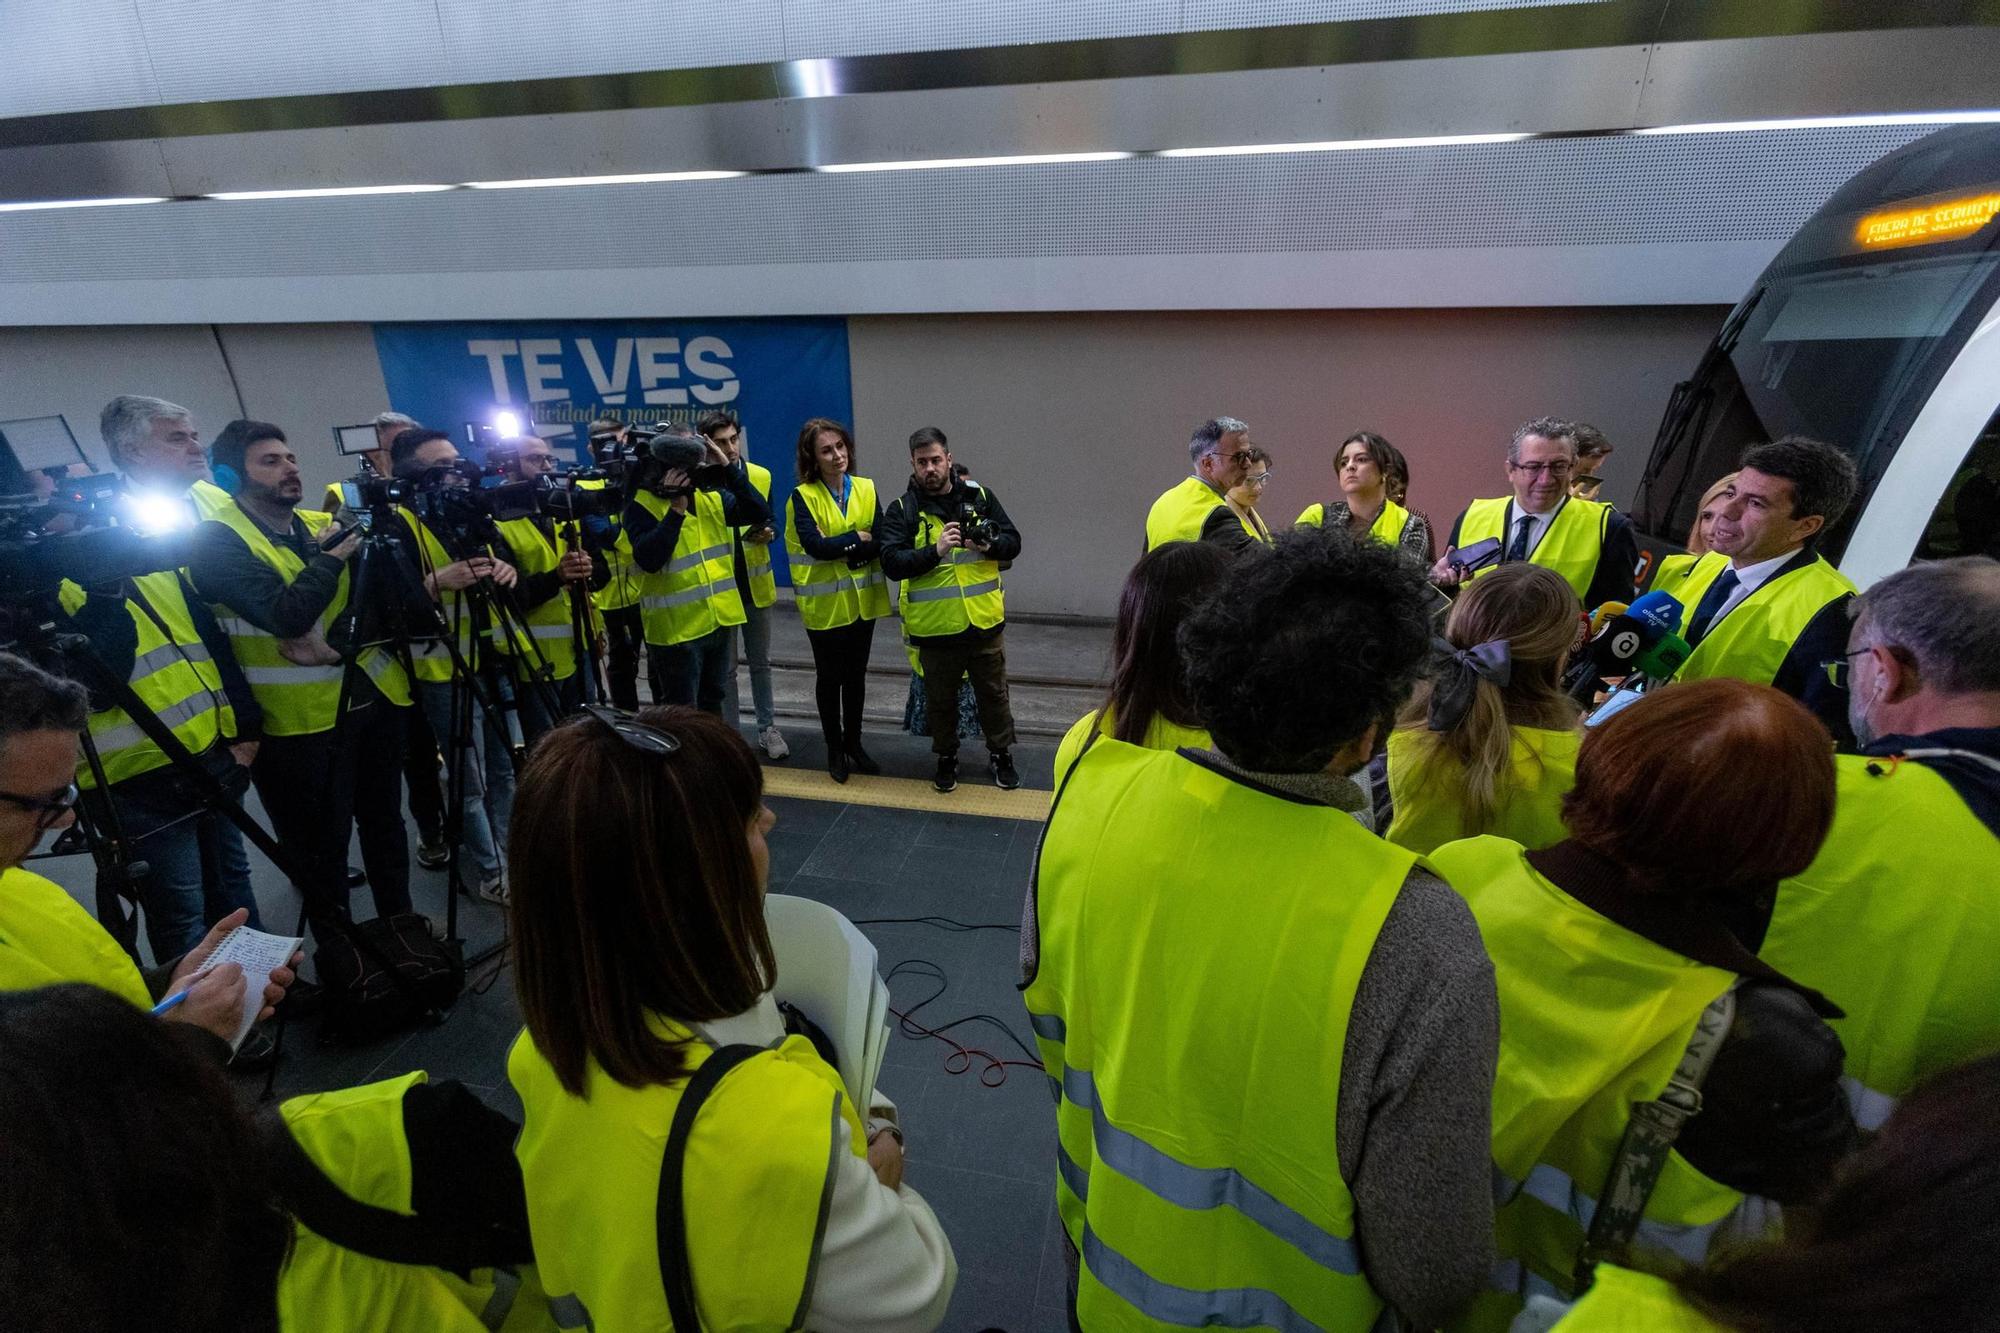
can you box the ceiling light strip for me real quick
[0,196,167,212]
[465,171,746,189]
[1636,111,2000,135]
[816,152,1132,173]
[1160,132,1530,158]
[205,183,458,200]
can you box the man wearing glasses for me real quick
[1434,416,1639,609]
[1144,417,1263,552]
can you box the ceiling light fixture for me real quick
[817,151,1133,173]
[205,184,457,200]
[464,171,747,189]
[0,196,168,212]
[1636,111,2000,135]
[1160,132,1532,158]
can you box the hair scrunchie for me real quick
[1427,637,1513,732]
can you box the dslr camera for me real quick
[957,498,998,549]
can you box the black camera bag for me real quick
[312,912,463,1043]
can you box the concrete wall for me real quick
[848,306,1724,614]
[1,306,1724,615]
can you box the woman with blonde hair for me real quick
[1383,562,1582,854]
[1652,471,1738,588]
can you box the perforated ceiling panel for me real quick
[0,126,1928,291]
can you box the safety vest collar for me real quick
[1657,550,1856,686]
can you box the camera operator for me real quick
[622,425,770,716]
[492,436,596,737]
[188,427,415,932]
[878,428,1023,792]
[320,411,420,514]
[98,394,234,522]
[51,403,271,966]
[581,419,662,710]
[0,653,296,1051]
[699,411,789,758]
[383,428,521,905]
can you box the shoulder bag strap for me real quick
[1576,984,1737,1289]
[658,1044,766,1332]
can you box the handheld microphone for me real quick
[1628,589,1683,639]
[1633,630,1692,679]
[1587,601,1629,635]
[1565,592,1691,702]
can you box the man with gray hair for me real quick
[1434,415,1638,608]
[1144,416,1262,552]
[321,410,419,513]
[1760,555,2000,1133]
[98,395,233,519]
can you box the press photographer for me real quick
[188,426,414,935]
[490,435,598,733]
[580,419,663,710]
[878,427,1023,792]
[621,424,771,716]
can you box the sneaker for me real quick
[344,865,366,888]
[990,750,1020,790]
[934,756,958,794]
[416,837,449,870]
[476,875,510,906]
[759,725,791,761]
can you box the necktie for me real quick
[1504,515,1535,564]
[1685,568,1740,646]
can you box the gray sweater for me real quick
[1021,751,1499,1329]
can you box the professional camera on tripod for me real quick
[584,422,733,500]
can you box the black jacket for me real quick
[623,461,772,575]
[1445,499,1641,611]
[879,477,1022,646]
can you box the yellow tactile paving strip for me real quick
[762,767,1053,822]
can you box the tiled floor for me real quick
[36,724,1071,1333]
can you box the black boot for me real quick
[847,740,881,776]
[827,745,851,784]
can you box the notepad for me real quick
[765,895,891,1107]
[186,925,303,1051]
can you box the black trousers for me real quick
[602,604,661,711]
[918,630,1016,757]
[252,696,412,931]
[403,703,445,840]
[805,618,877,748]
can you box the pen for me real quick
[151,990,190,1017]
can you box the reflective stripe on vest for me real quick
[1459,497,1612,602]
[204,500,409,734]
[785,476,890,631]
[1763,754,2000,1114]
[1025,740,1406,1332]
[1383,725,1580,857]
[59,572,233,788]
[1429,837,1747,1328]
[0,865,152,1007]
[635,490,746,646]
[740,461,779,610]
[495,517,582,680]
[508,1022,861,1331]
[899,494,1006,636]
[277,1071,538,1332]
[1145,475,1226,549]
[1649,550,1857,686]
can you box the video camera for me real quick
[588,423,730,498]
[0,474,194,596]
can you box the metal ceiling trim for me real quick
[4,0,1990,150]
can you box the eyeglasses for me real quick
[1510,460,1573,478]
[1243,472,1273,487]
[582,703,681,756]
[1219,450,1253,465]
[1821,647,1872,690]
[0,781,79,829]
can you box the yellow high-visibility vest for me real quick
[1459,497,1614,602]
[0,865,151,1008]
[1650,550,1856,687]
[785,477,890,632]
[1548,1264,1729,1331]
[1430,836,1746,1331]
[1026,738,1410,1331]
[897,488,1005,640]
[58,574,235,788]
[1145,475,1239,549]
[508,1020,865,1331]
[738,462,778,610]
[1763,753,2000,1130]
[1051,706,1208,779]
[635,489,746,647]
[494,517,583,681]
[1297,497,1413,548]
[1384,724,1581,856]
[204,500,409,736]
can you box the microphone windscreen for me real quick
[1629,589,1683,636]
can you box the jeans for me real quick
[101,761,264,963]
[416,678,516,887]
[251,698,412,935]
[805,618,877,747]
[651,628,733,716]
[917,630,1016,757]
[723,601,777,729]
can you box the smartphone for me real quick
[1448,537,1503,574]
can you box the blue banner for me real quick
[372,317,853,586]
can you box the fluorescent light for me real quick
[0,196,167,212]
[1161,133,1531,158]
[1637,111,2000,135]
[817,151,1133,173]
[205,184,456,200]
[463,171,745,189]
